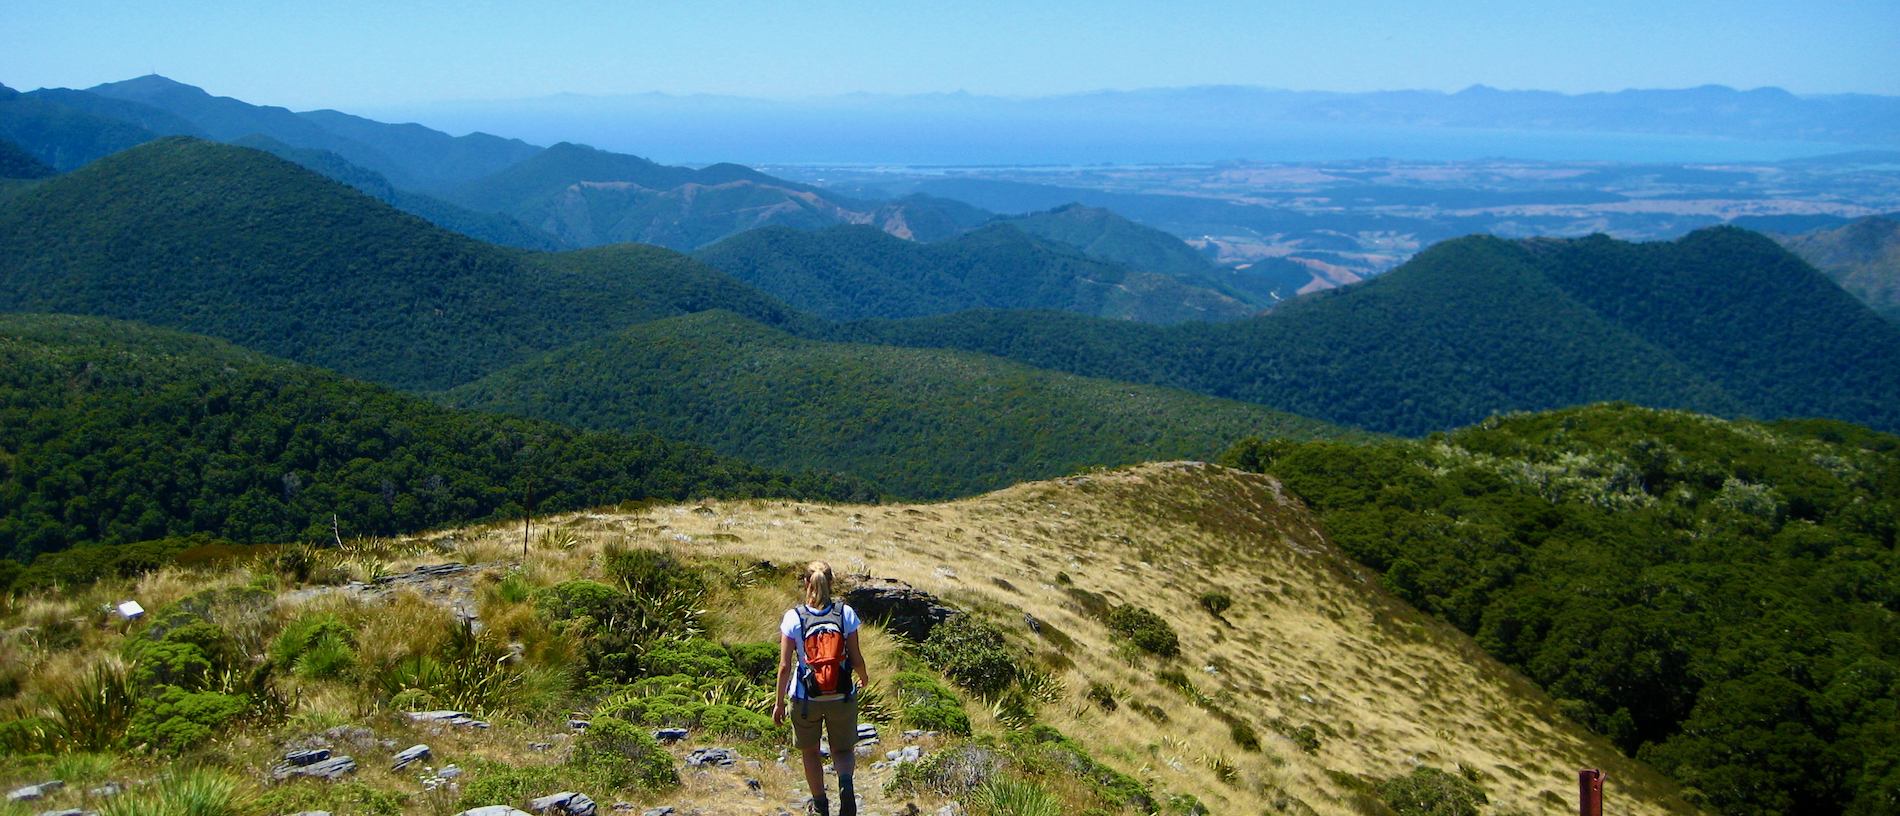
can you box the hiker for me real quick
[773,560,871,816]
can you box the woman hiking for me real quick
[774,561,871,816]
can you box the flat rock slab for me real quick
[458,807,534,816]
[686,747,738,767]
[283,812,335,816]
[640,808,674,816]
[7,781,63,802]
[32,809,95,816]
[375,563,468,584]
[285,748,331,766]
[409,710,471,722]
[273,756,357,781]
[393,744,431,770]
[530,791,598,816]
[654,727,689,742]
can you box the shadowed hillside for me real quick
[0,137,807,391]
[694,223,1255,323]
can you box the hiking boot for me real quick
[809,796,831,816]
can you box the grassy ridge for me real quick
[0,137,807,391]
[1226,403,1900,815]
[446,310,1365,499]
[0,314,869,563]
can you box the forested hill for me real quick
[1221,403,1900,816]
[444,309,1364,498]
[1526,227,1900,431]
[0,137,808,391]
[693,222,1256,324]
[0,83,158,172]
[447,141,801,216]
[1005,203,1219,281]
[0,314,870,565]
[826,229,1900,436]
[229,133,568,251]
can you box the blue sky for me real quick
[6,0,1897,109]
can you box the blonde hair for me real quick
[802,561,834,609]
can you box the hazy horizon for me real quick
[7,0,1897,112]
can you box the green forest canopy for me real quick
[446,310,1367,499]
[828,228,1900,436]
[0,314,870,565]
[1223,403,1900,816]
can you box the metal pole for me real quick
[1580,769,1604,816]
[522,479,531,560]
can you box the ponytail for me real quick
[802,561,834,608]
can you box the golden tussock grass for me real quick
[0,463,1698,816]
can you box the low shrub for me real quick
[1197,592,1232,617]
[126,687,246,749]
[916,615,1017,696]
[642,638,735,677]
[886,672,972,734]
[1105,605,1178,657]
[1378,766,1487,816]
[457,762,568,812]
[699,703,777,741]
[905,705,973,736]
[1270,718,1321,754]
[886,742,1008,799]
[535,580,625,622]
[571,717,678,789]
[1165,793,1209,816]
[1084,682,1118,712]
[726,641,780,683]
[605,547,704,598]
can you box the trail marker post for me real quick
[1580,769,1604,816]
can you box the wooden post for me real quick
[522,478,532,560]
[1580,769,1604,816]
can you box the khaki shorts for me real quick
[790,696,858,756]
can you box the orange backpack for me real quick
[795,604,852,700]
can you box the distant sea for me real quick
[370,99,1871,166]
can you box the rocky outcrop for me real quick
[843,576,958,641]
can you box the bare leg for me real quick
[802,745,826,799]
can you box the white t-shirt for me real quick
[779,603,861,700]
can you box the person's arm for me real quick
[772,634,796,725]
[846,630,870,688]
